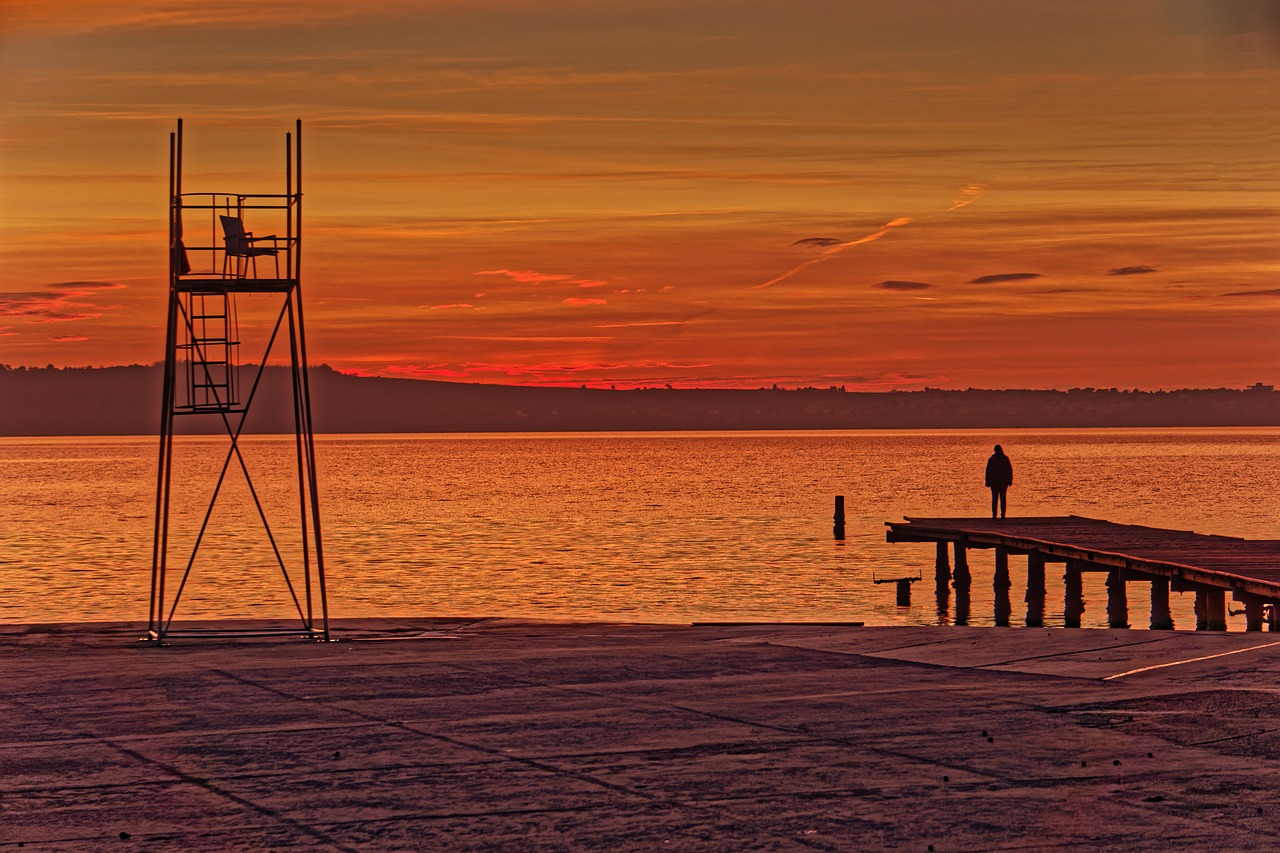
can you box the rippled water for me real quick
[3,429,1279,629]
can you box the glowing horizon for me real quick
[2,1,1277,390]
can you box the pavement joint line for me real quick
[196,669,822,849]
[0,718,415,752]
[3,692,360,853]
[205,664,782,840]
[499,673,1030,785]
[1102,640,1280,680]
[380,719,834,851]
[1187,727,1280,747]
[971,636,1174,669]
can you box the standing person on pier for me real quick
[985,444,1013,519]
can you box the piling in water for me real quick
[1025,553,1046,627]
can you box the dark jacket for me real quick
[985,452,1013,489]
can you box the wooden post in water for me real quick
[954,584,971,626]
[935,541,951,584]
[1025,552,1046,627]
[953,540,971,589]
[833,495,845,540]
[1195,589,1227,631]
[993,546,1012,626]
[931,540,952,607]
[1105,569,1129,629]
[1150,576,1174,630]
[1064,560,1084,628]
[952,540,971,626]
[1244,597,1265,632]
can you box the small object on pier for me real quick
[833,495,845,540]
[874,573,922,606]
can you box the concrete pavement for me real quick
[3,619,1279,850]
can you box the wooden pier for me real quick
[886,516,1280,631]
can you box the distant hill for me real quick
[1,364,1278,435]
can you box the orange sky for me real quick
[1,0,1277,389]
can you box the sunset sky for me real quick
[1,0,1277,389]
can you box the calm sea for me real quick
[2,429,1278,630]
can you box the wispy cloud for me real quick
[0,282,124,323]
[53,335,89,342]
[874,280,932,291]
[753,184,985,289]
[595,320,685,328]
[563,297,607,307]
[968,273,1043,284]
[1108,265,1158,276]
[476,269,606,288]
[379,358,717,387]
[1223,288,1280,298]
[428,303,477,310]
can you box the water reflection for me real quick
[1,428,1279,627]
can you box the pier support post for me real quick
[1150,577,1174,630]
[833,496,845,540]
[993,546,1012,627]
[934,542,951,620]
[1245,598,1264,632]
[935,541,951,585]
[1195,589,1227,631]
[1233,592,1265,632]
[1025,553,1046,628]
[954,584,970,626]
[952,541,971,626]
[1106,569,1129,629]
[895,578,913,607]
[1064,560,1084,628]
[953,541,971,589]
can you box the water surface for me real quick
[3,428,1278,629]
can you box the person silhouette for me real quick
[985,444,1013,519]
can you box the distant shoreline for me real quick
[2,364,1277,436]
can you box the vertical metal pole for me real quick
[150,131,176,636]
[286,131,293,280]
[287,293,313,626]
[151,120,183,641]
[291,119,330,639]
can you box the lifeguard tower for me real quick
[149,119,329,642]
